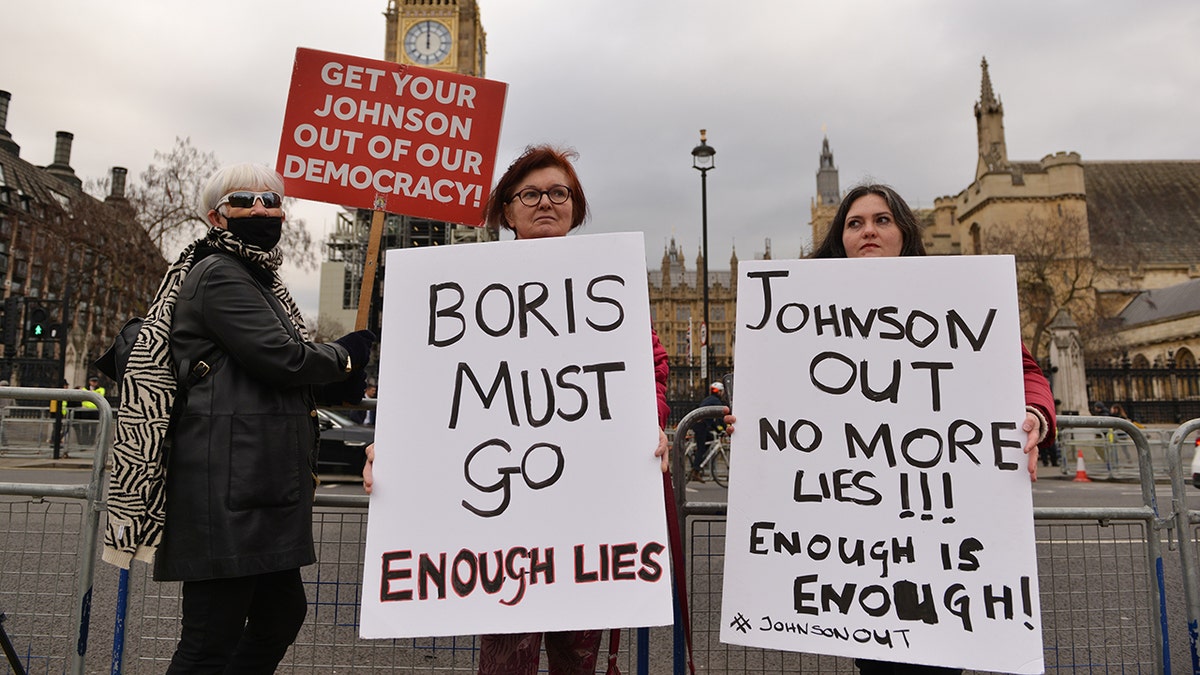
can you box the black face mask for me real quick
[225,215,283,251]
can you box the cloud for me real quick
[4,0,1198,320]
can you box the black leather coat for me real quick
[154,251,351,582]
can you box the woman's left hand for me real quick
[1022,411,1040,482]
[362,443,375,494]
[655,428,669,473]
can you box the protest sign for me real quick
[359,233,673,639]
[720,255,1043,674]
[275,47,506,225]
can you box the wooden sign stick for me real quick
[355,197,388,331]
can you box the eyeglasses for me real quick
[217,190,283,210]
[509,186,571,207]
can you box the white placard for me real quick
[360,232,673,638]
[721,256,1043,674]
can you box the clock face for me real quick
[404,20,453,66]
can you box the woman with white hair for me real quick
[104,163,375,673]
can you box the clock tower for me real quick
[384,0,487,77]
[316,0,493,342]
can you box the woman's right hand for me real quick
[363,443,375,494]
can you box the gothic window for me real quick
[675,305,690,321]
[1176,348,1198,398]
[675,332,690,357]
[711,305,725,321]
[29,262,43,290]
[970,223,982,255]
[1176,348,1196,369]
[712,331,727,356]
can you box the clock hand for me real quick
[425,22,431,49]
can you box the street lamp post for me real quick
[691,129,715,387]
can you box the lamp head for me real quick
[692,128,715,171]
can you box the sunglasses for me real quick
[217,190,283,209]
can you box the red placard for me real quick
[276,47,507,225]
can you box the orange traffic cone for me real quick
[1072,448,1091,482]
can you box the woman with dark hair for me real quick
[364,145,670,675]
[812,183,929,259]
[731,182,1056,675]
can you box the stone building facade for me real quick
[810,58,1200,408]
[647,238,742,398]
[0,90,165,388]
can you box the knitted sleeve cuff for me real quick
[1025,405,1049,444]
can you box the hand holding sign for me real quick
[720,184,1053,675]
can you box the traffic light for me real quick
[27,305,48,339]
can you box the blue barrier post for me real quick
[110,569,129,674]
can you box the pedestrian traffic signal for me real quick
[28,306,48,339]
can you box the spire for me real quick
[816,134,840,206]
[819,136,834,170]
[978,57,1001,113]
[974,56,1008,177]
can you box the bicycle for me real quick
[683,428,731,487]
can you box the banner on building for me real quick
[275,47,507,225]
[721,255,1043,674]
[360,233,673,638]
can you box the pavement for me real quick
[0,450,97,472]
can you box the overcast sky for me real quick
[3,1,1198,319]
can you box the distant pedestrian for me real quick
[690,382,726,482]
[75,375,105,447]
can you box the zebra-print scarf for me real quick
[101,227,307,569]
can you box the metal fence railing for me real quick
[3,381,1200,674]
[0,405,106,457]
[1055,425,1178,482]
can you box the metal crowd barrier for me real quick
[2,380,1199,674]
[1056,424,1177,482]
[1170,417,1200,674]
[0,386,112,675]
[0,393,662,674]
[0,405,105,457]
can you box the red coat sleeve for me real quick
[1021,342,1057,449]
[651,328,670,428]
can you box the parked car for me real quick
[315,408,374,476]
[1190,436,1200,488]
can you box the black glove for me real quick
[334,329,376,371]
[315,369,367,406]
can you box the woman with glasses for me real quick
[107,163,375,673]
[363,145,671,674]
[725,183,1056,675]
